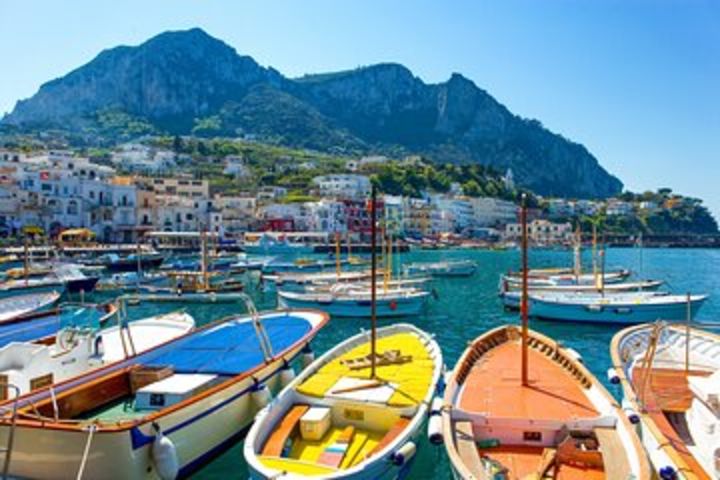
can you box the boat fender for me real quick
[151,423,179,480]
[430,396,444,416]
[279,362,296,387]
[94,335,105,358]
[606,368,620,384]
[427,415,443,445]
[251,383,271,408]
[565,348,583,364]
[391,441,416,466]
[621,399,640,424]
[658,466,678,480]
[301,344,315,368]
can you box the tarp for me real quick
[146,314,312,375]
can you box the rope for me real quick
[75,424,97,480]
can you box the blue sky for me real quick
[1,0,718,216]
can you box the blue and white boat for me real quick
[278,285,430,318]
[262,258,348,275]
[244,234,315,256]
[0,303,328,479]
[503,291,707,324]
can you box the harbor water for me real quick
[98,247,720,479]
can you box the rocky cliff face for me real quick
[2,28,622,198]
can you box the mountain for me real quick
[2,28,622,198]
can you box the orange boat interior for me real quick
[451,328,625,480]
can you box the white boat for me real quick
[278,285,430,318]
[441,325,651,479]
[0,310,195,398]
[245,323,443,479]
[0,305,328,479]
[0,291,61,323]
[263,270,373,291]
[500,277,664,294]
[611,323,720,479]
[402,260,477,277]
[502,291,707,323]
[504,269,631,286]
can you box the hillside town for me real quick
[0,147,713,246]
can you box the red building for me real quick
[263,218,294,232]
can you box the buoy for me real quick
[151,424,179,480]
[391,441,416,466]
[659,466,678,480]
[427,415,443,445]
[251,383,271,408]
[279,363,296,387]
[607,368,620,384]
[301,344,315,368]
[430,396,444,415]
[565,348,583,364]
[621,399,640,424]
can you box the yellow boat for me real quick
[244,323,444,479]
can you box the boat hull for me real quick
[278,292,428,318]
[0,329,316,478]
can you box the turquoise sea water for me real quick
[99,247,720,479]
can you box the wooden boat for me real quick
[0,306,328,479]
[278,286,429,318]
[0,310,194,398]
[0,291,61,323]
[610,323,720,479]
[245,324,443,479]
[502,291,707,324]
[441,197,650,479]
[403,260,477,277]
[0,277,65,299]
[441,325,651,479]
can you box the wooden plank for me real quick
[454,421,484,479]
[262,404,309,457]
[594,427,630,480]
[368,417,410,456]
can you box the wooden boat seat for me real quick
[262,404,310,457]
[341,350,412,370]
[367,417,410,457]
[453,421,483,479]
[317,425,355,467]
[555,431,603,469]
[593,426,629,480]
[633,367,712,413]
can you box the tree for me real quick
[462,179,483,197]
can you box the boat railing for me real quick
[0,383,20,480]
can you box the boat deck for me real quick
[477,445,605,480]
[296,332,434,407]
[145,314,312,375]
[632,366,712,480]
[458,341,597,420]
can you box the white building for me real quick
[504,220,572,244]
[223,155,251,178]
[312,174,370,200]
[111,144,177,174]
[606,199,634,216]
[469,197,518,227]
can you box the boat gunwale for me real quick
[443,324,651,480]
[610,323,720,480]
[0,308,329,433]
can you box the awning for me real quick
[58,228,95,240]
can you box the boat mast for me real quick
[23,234,29,286]
[370,185,378,379]
[520,193,529,387]
[573,223,582,281]
[201,230,209,291]
[335,232,341,279]
[592,223,598,282]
